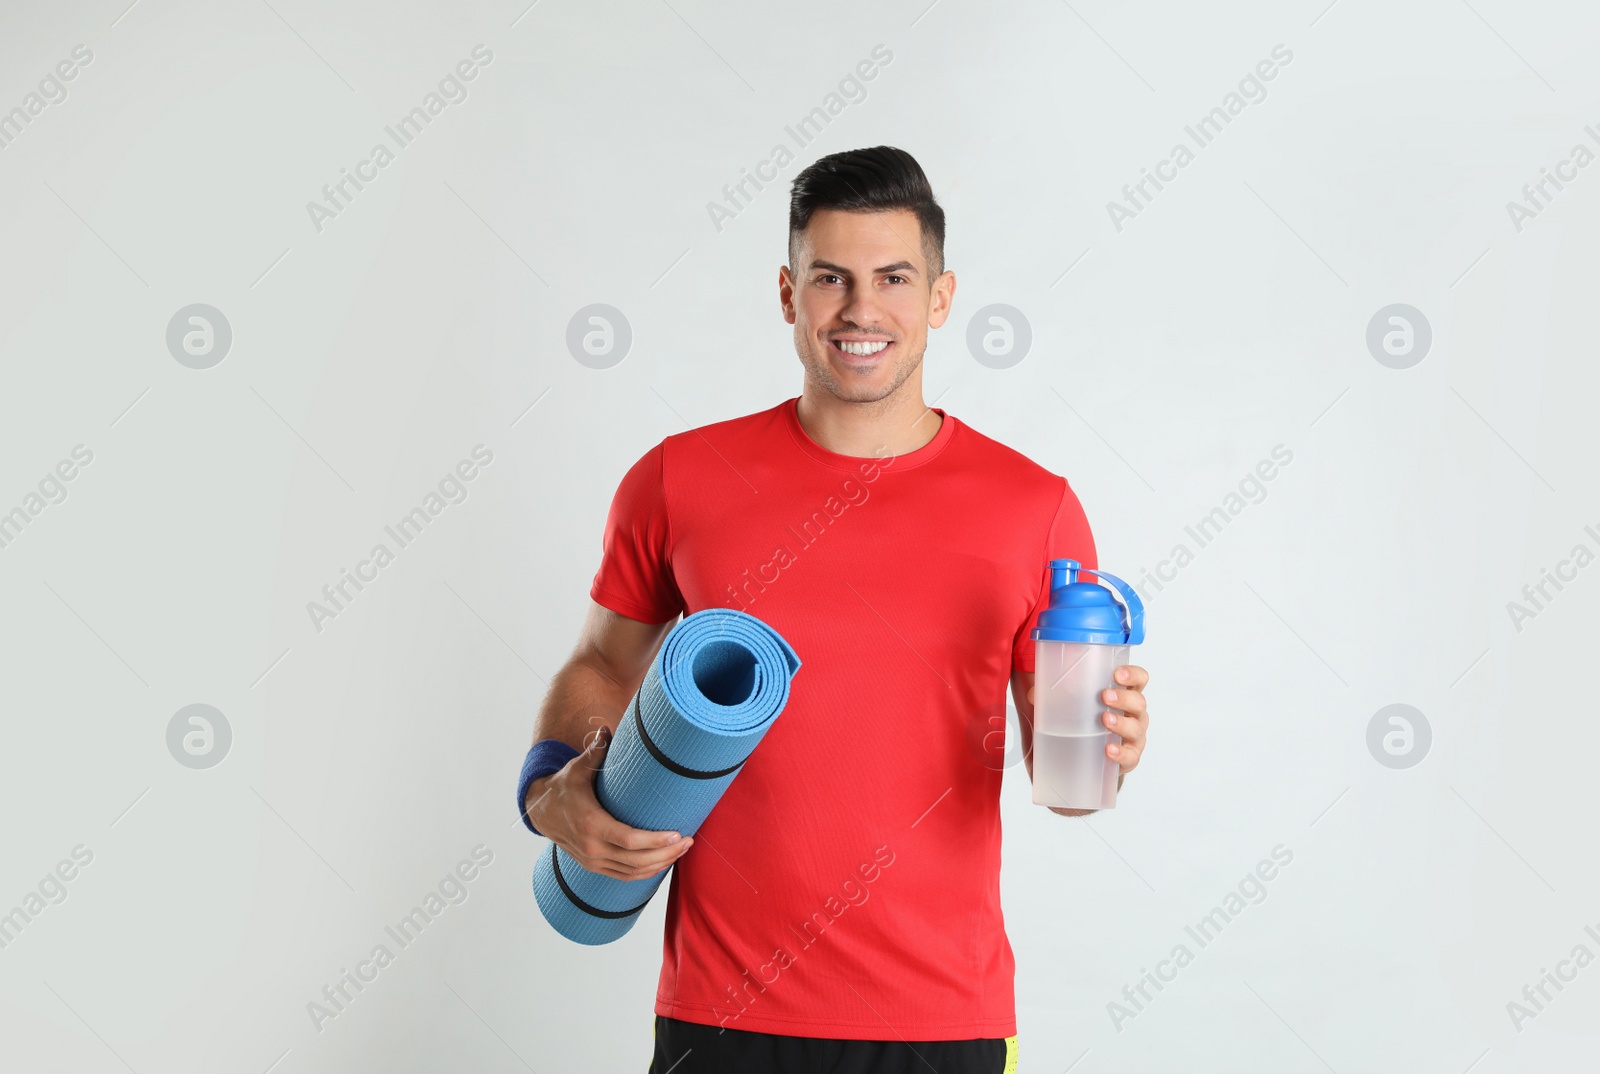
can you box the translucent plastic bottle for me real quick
[1030,559,1146,810]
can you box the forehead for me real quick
[795,208,927,272]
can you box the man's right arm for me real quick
[522,599,693,881]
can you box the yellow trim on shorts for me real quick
[1004,1035,1018,1072]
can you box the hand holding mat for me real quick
[533,607,801,945]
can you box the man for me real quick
[520,145,1151,1073]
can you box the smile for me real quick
[831,339,892,359]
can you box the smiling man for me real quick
[520,145,1152,1073]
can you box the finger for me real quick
[1113,664,1148,690]
[599,836,693,871]
[1106,737,1141,772]
[586,859,668,882]
[568,834,690,877]
[1101,686,1146,720]
[572,855,636,882]
[593,839,694,879]
[601,817,685,853]
[574,726,611,778]
[1101,707,1146,740]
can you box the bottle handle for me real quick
[1080,568,1146,646]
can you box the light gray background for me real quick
[1,0,1596,1070]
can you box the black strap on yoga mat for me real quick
[553,694,750,920]
[630,693,747,780]
[550,844,654,920]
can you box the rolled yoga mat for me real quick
[532,607,802,945]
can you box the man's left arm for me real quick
[1010,664,1150,817]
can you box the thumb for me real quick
[579,726,612,775]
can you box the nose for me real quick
[837,280,888,334]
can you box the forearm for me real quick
[530,658,634,752]
[532,602,672,751]
[523,603,675,824]
[521,659,633,827]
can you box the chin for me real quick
[812,361,886,395]
[835,384,892,403]
[801,345,917,404]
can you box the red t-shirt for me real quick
[589,396,1096,1041]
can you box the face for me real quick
[779,208,955,405]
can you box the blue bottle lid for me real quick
[1031,559,1146,645]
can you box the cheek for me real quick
[887,294,931,331]
[795,294,835,331]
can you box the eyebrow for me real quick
[809,259,920,277]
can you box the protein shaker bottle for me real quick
[1029,558,1146,810]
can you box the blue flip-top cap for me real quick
[1031,559,1146,645]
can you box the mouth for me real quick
[829,338,894,364]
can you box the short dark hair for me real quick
[788,145,946,281]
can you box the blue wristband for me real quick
[517,739,582,836]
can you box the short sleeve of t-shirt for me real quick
[588,442,686,625]
[1011,478,1098,674]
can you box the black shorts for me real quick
[648,1015,1016,1073]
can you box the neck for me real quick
[795,379,943,459]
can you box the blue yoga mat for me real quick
[533,607,801,945]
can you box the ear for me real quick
[926,269,956,329]
[778,265,798,324]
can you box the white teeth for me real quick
[836,340,889,357]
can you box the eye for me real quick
[884,275,908,285]
[817,273,844,285]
